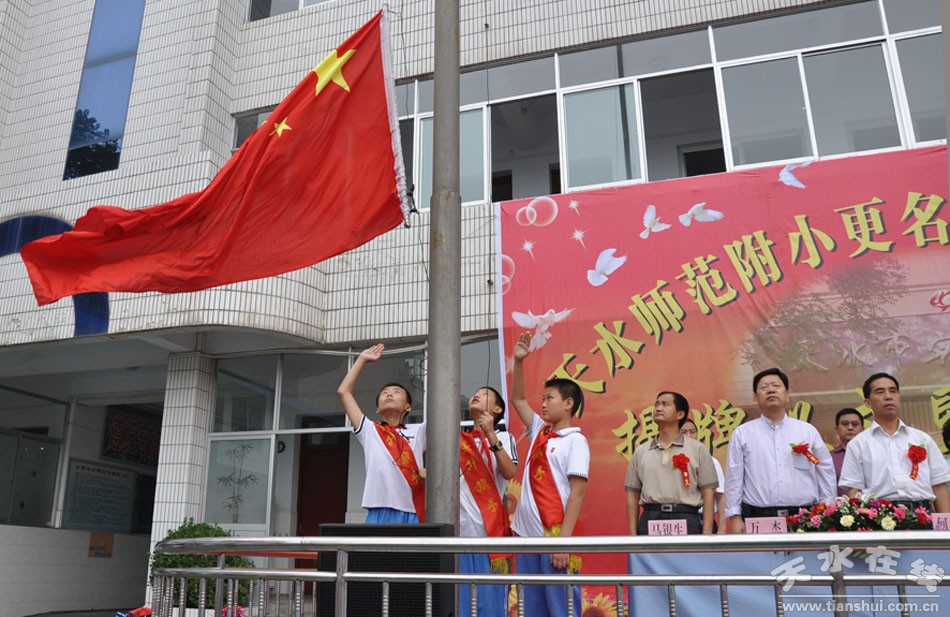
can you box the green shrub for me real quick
[149,517,255,607]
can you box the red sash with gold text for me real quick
[374,422,425,522]
[460,431,512,570]
[527,425,582,571]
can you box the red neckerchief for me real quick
[528,426,566,531]
[374,422,425,522]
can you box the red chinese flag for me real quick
[22,11,408,306]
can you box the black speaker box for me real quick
[316,523,455,617]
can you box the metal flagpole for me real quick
[427,0,461,545]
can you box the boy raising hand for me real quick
[509,331,589,616]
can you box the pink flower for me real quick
[825,502,839,515]
[915,506,929,515]
[870,500,881,508]
[810,515,822,527]
[893,507,906,521]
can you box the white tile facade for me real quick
[0,0,830,349]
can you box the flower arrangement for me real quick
[786,496,932,532]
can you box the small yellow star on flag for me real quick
[313,48,356,97]
[270,118,292,137]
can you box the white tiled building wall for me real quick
[0,0,830,349]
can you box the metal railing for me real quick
[152,531,950,617]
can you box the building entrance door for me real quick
[295,432,349,588]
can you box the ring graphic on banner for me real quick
[515,196,559,227]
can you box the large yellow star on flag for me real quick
[312,48,356,97]
[270,118,292,137]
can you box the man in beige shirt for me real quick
[625,391,718,535]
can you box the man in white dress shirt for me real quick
[725,368,837,533]
[839,372,950,513]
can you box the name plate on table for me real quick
[933,513,950,530]
[745,517,787,534]
[648,519,687,535]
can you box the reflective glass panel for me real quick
[394,82,415,117]
[214,356,277,432]
[560,46,619,87]
[897,35,946,142]
[205,438,270,525]
[490,95,559,200]
[884,0,941,33]
[72,57,136,146]
[461,70,488,106]
[400,119,414,197]
[234,110,272,149]
[714,2,882,61]
[419,109,484,208]
[278,354,349,429]
[564,84,640,187]
[722,58,811,165]
[249,0,298,22]
[0,432,15,522]
[9,436,59,525]
[417,79,433,113]
[622,30,711,76]
[85,0,145,65]
[487,56,555,99]
[804,45,900,155]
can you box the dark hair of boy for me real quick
[543,378,585,417]
[482,385,507,426]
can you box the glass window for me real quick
[249,0,298,21]
[641,69,723,181]
[897,35,946,142]
[65,0,145,180]
[400,119,414,198]
[487,56,555,99]
[417,79,433,113]
[490,95,559,200]
[564,84,640,187]
[9,435,60,526]
[418,109,484,208]
[344,348,426,425]
[234,110,273,149]
[84,0,144,64]
[804,45,900,155]
[722,58,812,165]
[461,70,488,106]
[560,46,619,87]
[394,82,415,117]
[278,354,349,430]
[0,431,16,523]
[714,2,882,62]
[214,356,277,432]
[884,0,941,33]
[622,30,711,76]
[205,438,270,525]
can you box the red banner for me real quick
[499,146,950,588]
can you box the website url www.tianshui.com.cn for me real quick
[783,599,940,613]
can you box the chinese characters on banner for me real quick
[498,146,950,580]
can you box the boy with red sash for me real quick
[337,344,426,523]
[459,386,518,617]
[509,331,589,617]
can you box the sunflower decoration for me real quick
[581,589,621,617]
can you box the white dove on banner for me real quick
[679,202,724,226]
[587,248,627,287]
[640,204,671,239]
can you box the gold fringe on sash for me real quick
[543,524,583,574]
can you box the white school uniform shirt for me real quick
[838,420,950,502]
[354,417,427,513]
[699,456,726,515]
[511,414,590,538]
[459,429,518,537]
[724,415,836,517]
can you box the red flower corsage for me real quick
[907,444,927,480]
[672,453,691,487]
[790,442,820,465]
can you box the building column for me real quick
[147,352,215,582]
